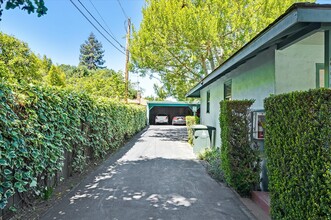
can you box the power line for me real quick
[88,0,116,38]
[117,0,128,19]
[77,0,126,50]
[70,0,125,55]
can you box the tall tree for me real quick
[0,0,47,20]
[79,33,105,70]
[130,0,313,100]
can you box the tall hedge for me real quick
[0,82,146,209]
[220,100,259,196]
[264,89,331,219]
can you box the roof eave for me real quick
[186,3,331,98]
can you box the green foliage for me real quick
[264,89,331,219]
[219,100,259,196]
[46,65,66,87]
[79,33,105,70]
[198,148,224,182]
[131,0,312,100]
[0,0,47,20]
[42,186,53,201]
[66,68,135,100]
[185,116,200,144]
[0,33,137,100]
[0,32,42,83]
[0,82,146,209]
[153,84,168,100]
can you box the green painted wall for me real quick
[233,51,275,109]
[199,32,325,148]
[275,33,324,94]
[200,47,275,148]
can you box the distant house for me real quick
[187,3,331,148]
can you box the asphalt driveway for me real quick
[42,125,255,220]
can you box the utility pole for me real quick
[124,18,131,103]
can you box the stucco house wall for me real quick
[200,47,276,148]
[275,33,324,94]
[199,32,324,148]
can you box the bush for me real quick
[186,116,200,144]
[198,148,224,182]
[264,89,331,219]
[219,100,260,196]
[0,82,146,209]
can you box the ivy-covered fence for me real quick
[264,89,331,219]
[0,82,146,212]
[219,100,260,196]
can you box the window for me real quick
[206,91,210,113]
[224,80,232,100]
[316,63,327,88]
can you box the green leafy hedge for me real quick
[220,100,259,196]
[264,89,331,219]
[0,82,146,209]
[186,116,200,144]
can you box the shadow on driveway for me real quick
[41,126,254,220]
[42,157,251,220]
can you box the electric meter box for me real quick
[252,111,265,140]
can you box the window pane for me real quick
[224,80,232,100]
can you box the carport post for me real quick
[192,106,197,116]
[146,105,150,125]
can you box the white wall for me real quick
[200,47,275,148]
[275,32,324,94]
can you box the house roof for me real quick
[186,3,331,97]
[147,101,200,110]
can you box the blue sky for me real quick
[0,0,157,97]
[1,0,331,97]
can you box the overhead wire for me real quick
[88,0,116,38]
[77,0,126,50]
[117,0,129,20]
[70,0,125,55]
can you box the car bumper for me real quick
[155,119,168,124]
[172,120,186,125]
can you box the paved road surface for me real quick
[42,125,254,220]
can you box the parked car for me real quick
[155,114,168,124]
[172,116,186,125]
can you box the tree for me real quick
[79,33,105,70]
[65,68,137,100]
[130,0,313,100]
[37,55,52,77]
[0,0,47,20]
[46,65,66,87]
[153,84,168,100]
[0,32,42,82]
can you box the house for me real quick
[187,3,331,148]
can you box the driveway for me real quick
[42,125,255,220]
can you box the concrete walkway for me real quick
[42,126,255,220]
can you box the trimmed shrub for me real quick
[0,82,146,209]
[220,100,260,196]
[264,89,331,219]
[186,116,200,144]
